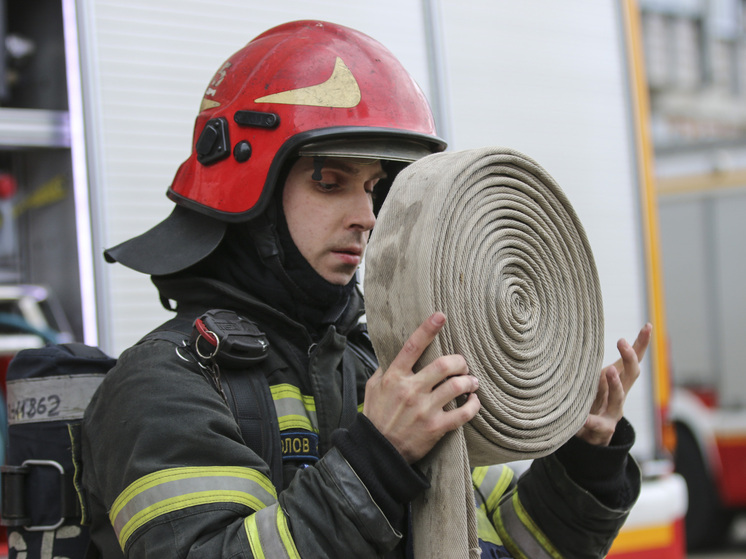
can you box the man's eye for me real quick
[366,180,380,199]
[317,181,337,191]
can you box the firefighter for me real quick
[82,20,648,558]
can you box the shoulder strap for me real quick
[143,312,283,491]
[346,323,379,372]
[220,367,283,489]
[340,334,378,428]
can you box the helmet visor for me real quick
[297,138,434,163]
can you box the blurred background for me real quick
[0,0,744,557]
[639,1,746,556]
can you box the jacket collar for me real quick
[152,275,367,339]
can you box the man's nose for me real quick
[347,188,376,231]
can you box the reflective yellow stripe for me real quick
[245,503,301,559]
[472,466,488,488]
[486,466,514,512]
[472,464,514,513]
[473,465,513,546]
[110,466,276,550]
[245,514,266,559]
[494,492,564,559]
[271,384,318,432]
[275,503,299,557]
[476,504,503,546]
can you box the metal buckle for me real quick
[20,459,66,531]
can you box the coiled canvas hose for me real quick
[364,147,604,558]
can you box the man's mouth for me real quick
[335,246,362,256]
[332,246,363,264]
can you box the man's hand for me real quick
[576,323,653,446]
[363,312,481,464]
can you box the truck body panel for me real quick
[658,141,746,542]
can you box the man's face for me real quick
[283,156,386,285]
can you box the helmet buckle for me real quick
[196,117,231,166]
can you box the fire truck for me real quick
[0,0,687,557]
[657,134,746,549]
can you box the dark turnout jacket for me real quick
[81,276,640,558]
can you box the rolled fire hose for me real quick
[364,147,604,558]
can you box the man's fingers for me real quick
[631,322,653,362]
[389,312,446,373]
[431,371,479,409]
[614,322,652,371]
[591,368,610,415]
[417,354,470,387]
[605,367,625,418]
[608,322,652,391]
[617,337,642,393]
[444,392,481,428]
[430,392,482,435]
[577,325,652,447]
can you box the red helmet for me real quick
[105,20,445,275]
[169,19,445,221]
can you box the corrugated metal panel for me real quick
[82,0,430,353]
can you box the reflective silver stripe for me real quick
[472,467,488,508]
[479,464,514,512]
[495,492,563,559]
[245,503,300,559]
[6,374,104,425]
[271,384,318,432]
[110,466,276,550]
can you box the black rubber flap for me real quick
[104,205,227,275]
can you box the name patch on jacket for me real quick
[281,431,319,462]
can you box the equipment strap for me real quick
[221,369,283,490]
[339,350,360,429]
[0,460,79,530]
[167,310,283,491]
